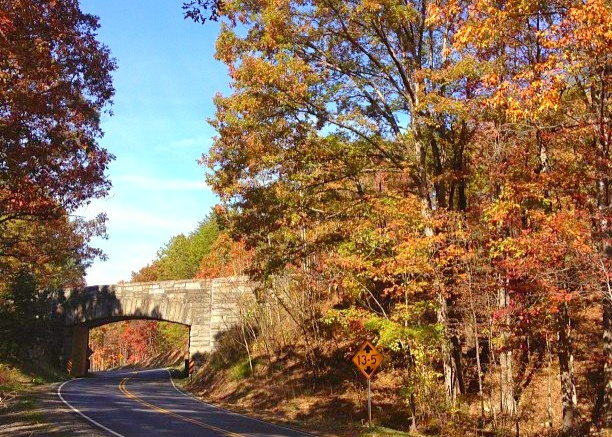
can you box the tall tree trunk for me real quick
[557,304,580,435]
[546,334,554,428]
[498,286,517,416]
[596,137,611,426]
[593,62,610,427]
[601,287,612,427]
[438,293,464,404]
[471,298,485,418]
[415,128,466,405]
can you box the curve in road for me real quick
[58,368,313,437]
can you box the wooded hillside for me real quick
[180,0,611,435]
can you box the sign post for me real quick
[351,340,383,427]
[367,379,372,425]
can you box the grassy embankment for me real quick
[0,358,66,432]
[177,343,432,437]
[176,308,607,437]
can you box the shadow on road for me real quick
[0,383,106,437]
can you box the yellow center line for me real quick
[118,376,243,437]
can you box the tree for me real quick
[189,0,478,403]
[132,214,220,281]
[0,213,106,359]
[0,0,115,361]
[196,232,252,279]
[0,0,116,265]
[188,0,610,432]
[89,321,189,370]
[441,0,610,432]
[130,262,161,283]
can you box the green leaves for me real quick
[132,214,220,281]
[189,0,610,429]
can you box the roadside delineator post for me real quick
[351,340,383,427]
[188,358,195,380]
[184,358,196,379]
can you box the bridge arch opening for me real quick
[88,319,189,372]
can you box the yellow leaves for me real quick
[481,72,500,87]
[425,3,443,26]
[229,52,316,108]
[565,0,612,58]
[483,196,523,233]
[260,0,294,49]
[325,192,442,287]
[447,0,609,124]
[425,0,463,27]
[215,25,247,66]
[357,0,384,14]
[479,64,566,122]
[355,0,420,25]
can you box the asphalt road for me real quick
[58,369,312,437]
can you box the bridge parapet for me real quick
[62,280,214,327]
[59,276,255,376]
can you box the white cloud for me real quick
[114,174,210,191]
[78,200,201,233]
[85,242,160,286]
[155,135,212,153]
[78,186,214,285]
[108,206,198,232]
[77,162,217,285]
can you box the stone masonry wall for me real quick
[209,277,256,350]
[60,277,255,375]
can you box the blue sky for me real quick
[78,1,227,285]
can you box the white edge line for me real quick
[57,379,127,437]
[165,369,317,437]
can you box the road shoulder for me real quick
[171,373,326,437]
[0,382,108,436]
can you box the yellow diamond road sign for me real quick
[352,340,383,379]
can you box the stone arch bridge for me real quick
[57,277,254,377]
